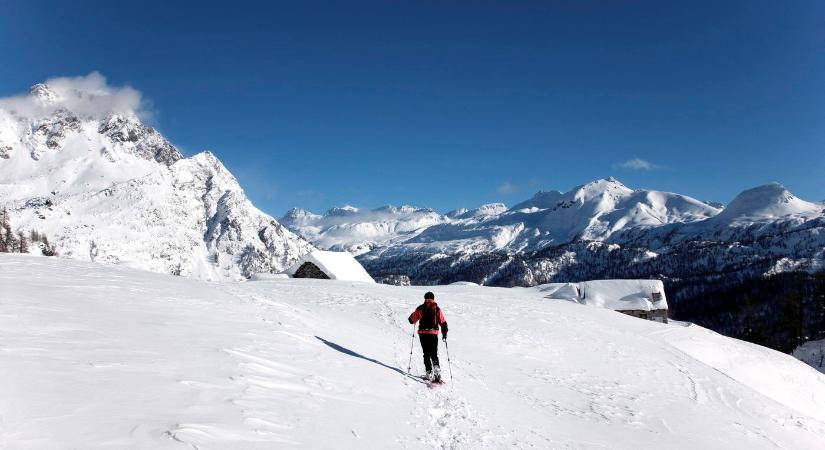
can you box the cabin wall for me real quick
[293,262,330,279]
[617,309,668,323]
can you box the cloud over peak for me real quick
[0,72,146,120]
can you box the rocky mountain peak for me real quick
[98,113,182,165]
[324,205,360,217]
[29,83,59,104]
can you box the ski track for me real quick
[221,283,493,449]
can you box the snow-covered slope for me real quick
[0,74,312,279]
[2,254,825,449]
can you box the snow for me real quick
[250,272,290,281]
[537,282,580,300]
[448,281,479,286]
[286,178,723,258]
[579,279,668,311]
[710,183,823,224]
[2,254,825,449]
[286,250,375,283]
[281,204,445,255]
[536,279,667,311]
[286,179,825,288]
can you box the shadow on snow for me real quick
[315,336,425,384]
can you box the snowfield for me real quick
[2,254,825,449]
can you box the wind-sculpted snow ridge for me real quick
[0,74,312,279]
[2,254,825,449]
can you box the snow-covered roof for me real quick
[537,282,580,301]
[539,279,667,311]
[286,250,375,283]
[579,279,667,311]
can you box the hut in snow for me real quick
[539,279,668,323]
[286,250,375,283]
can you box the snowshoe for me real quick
[426,377,444,387]
[426,367,443,385]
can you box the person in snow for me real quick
[408,291,448,381]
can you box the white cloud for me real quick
[615,158,659,171]
[0,71,147,120]
[497,181,519,195]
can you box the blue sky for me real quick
[1,1,823,215]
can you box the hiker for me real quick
[408,291,448,381]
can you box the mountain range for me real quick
[282,178,824,281]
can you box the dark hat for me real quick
[424,291,435,299]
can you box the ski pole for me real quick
[406,324,416,373]
[444,338,453,380]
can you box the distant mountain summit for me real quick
[0,75,312,279]
[711,183,823,223]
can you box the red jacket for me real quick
[408,299,448,336]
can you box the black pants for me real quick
[419,334,440,372]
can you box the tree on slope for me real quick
[0,208,14,253]
[16,230,28,253]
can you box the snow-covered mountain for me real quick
[283,177,722,256]
[404,177,722,253]
[283,178,824,279]
[613,182,825,261]
[0,74,312,279]
[712,183,823,223]
[4,254,825,448]
[281,204,448,255]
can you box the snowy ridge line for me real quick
[284,178,824,291]
[281,177,728,256]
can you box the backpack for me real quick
[418,302,440,331]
